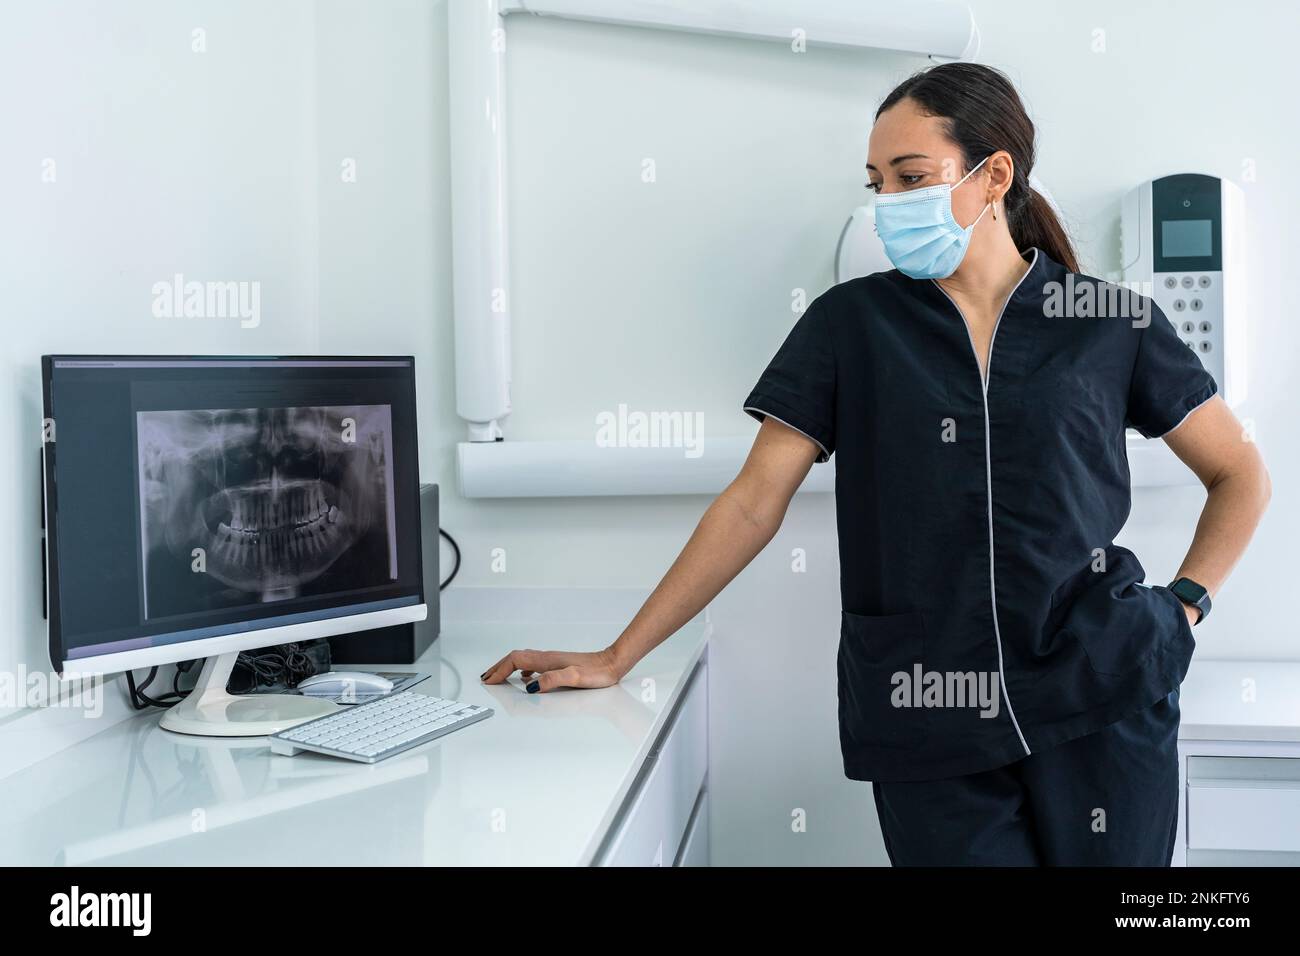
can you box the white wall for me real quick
[0,0,321,739]
[6,0,1296,863]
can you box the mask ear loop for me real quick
[952,154,991,189]
[954,155,994,229]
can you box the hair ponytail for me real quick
[876,62,1080,274]
[1014,185,1079,273]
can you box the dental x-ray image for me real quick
[137,404,397,618]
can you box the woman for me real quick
[480,63,1271,865]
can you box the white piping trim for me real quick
[1151,388,1217,440]
[744,405,831,462]
[930,248,1039,757]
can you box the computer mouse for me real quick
[297,671,394,695]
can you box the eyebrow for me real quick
[865,153,931,172]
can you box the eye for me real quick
[900,174,924,187]
[865,181,882,194]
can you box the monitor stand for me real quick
[158,651,339,737]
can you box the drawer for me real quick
[673,788,709,867]
[1186,756,1300,852]
[598,661,707,866]
[1187,848,1300,866]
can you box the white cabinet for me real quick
[596,658,708,866]
[1184,756,1300,865]
[1175,661,1300,866]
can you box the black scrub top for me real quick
[743,248,1218,783]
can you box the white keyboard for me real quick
[269,691,493,763]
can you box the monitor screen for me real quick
[42,357,424,670]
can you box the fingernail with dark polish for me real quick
[526,680,539,694]
[480,671,488,681]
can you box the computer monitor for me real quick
[41,356,427,737]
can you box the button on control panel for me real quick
[1152,272,1223,383]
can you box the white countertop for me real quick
[0,589,709,866]
[1179,659,1300,743]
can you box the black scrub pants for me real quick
[872,690,1181,866]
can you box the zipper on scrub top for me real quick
[929,248,1039,758]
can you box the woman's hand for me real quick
[480,647,627,694]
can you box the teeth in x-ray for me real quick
[198,478,354,595]
[141,404,389,607]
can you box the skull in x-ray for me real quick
[139,405,389,602]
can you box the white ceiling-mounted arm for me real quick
[505,0,980,60]
[450,0,980,484]
[449,0,512,442]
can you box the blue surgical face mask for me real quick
[873,156,991,280]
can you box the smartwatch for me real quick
[1168,577,1211,625]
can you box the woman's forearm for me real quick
[1173,455,1271,599]
[604,488,783,676]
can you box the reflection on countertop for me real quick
[0,590,709,866]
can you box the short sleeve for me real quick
[743,296,836,462]
[1125,301,1219,439]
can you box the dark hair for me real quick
[876,62,1079,273]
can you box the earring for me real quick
[992,202,998,221]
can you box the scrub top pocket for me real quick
[1062,579,1189,678]
[1152,582,1197,656]
[838,610,930,751]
